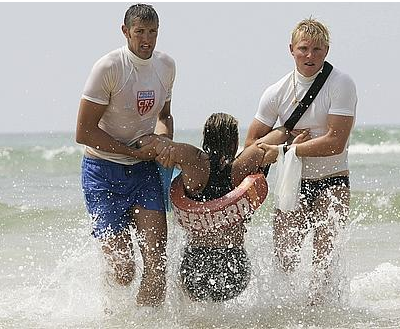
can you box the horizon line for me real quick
[1,123,400,135]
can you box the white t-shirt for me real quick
[255,66,357,179]
[82,46,176,164]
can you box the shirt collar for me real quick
[124,45,152,66]
[295,65,323,84]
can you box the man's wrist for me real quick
[283,144,289,154]
[157,133,172,140]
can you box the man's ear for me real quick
[325,45,330,56]
[289,44,294,56]
[122,25,129,38]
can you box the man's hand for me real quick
[133,134,164,160]
[292,129,311,144]
[155,144,175,168]
[137,138,160,160]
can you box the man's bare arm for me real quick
[155,101,174,140]
[245,119,273,147]
[294,115,354,157]
[75,99,157,160]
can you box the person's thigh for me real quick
[273,202,309,249]
[273,203,309,272]
[312,184,350,264]
[133,206,167,263]
[127,161,167,264]
[313,184,350,230]
[128,161,165,213]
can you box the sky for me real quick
[1,2,400,133]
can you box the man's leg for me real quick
[100,229,135,286]
[273,205,308,273]
[133,206,167,306]
[310,185,349,303]
[81,157,137,287]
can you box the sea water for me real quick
[1,126,400,328]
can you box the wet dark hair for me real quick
[124,3,159,28]
[202,113,239,164]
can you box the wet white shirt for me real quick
[255,66,357,179]
[82,46,175,164]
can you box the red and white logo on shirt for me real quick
[137,90,155,115]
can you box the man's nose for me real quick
[142,31,151,42]
[306,50,314,59]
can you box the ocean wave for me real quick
[0,145,83,165]
[32,145,83,161]
[241,142,400,156]
[350,191,400,224]
[0,201,87,232]
[349,143,400,155]
[11,142,399,159]
[0,147,13,160]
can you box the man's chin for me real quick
[137,50,153,60]
[302,66,320,77]
[143,48,155,57]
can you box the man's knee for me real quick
[101,231,135,286]
[113,261,135,286]
[275,248,300,273]
[137,271,167,306]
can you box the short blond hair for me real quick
[291,17,330,47]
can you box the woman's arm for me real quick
[231,144,266,187]
[257,129,312,164]
[158,141,210,195]
[245,119,307,148]
[137,135,210,195]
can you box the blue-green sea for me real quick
[1,126,400,328]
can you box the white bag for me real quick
[274,145,302,212]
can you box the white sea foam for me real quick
[349,142,400,155]
[350,262,400,316]
[4,215,398,329]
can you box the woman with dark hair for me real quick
[139,112,309,302]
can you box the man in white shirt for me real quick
[246,17,357,305]
[76,3,175,307]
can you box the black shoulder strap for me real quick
[284,61,333,131]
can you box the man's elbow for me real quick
[75,127,89,145]
[328,143,346,155]
[75,134,85,145]
[159,113,173,122]
[244,137,255,148]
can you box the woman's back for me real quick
[185,153,247,248]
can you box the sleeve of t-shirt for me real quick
[329,73,357,117]
[81,57,116,106]
[165,59,176,102]
[254,86,279,128]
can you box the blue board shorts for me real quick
[81,157,165,238]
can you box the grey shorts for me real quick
[179,246,251,302]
